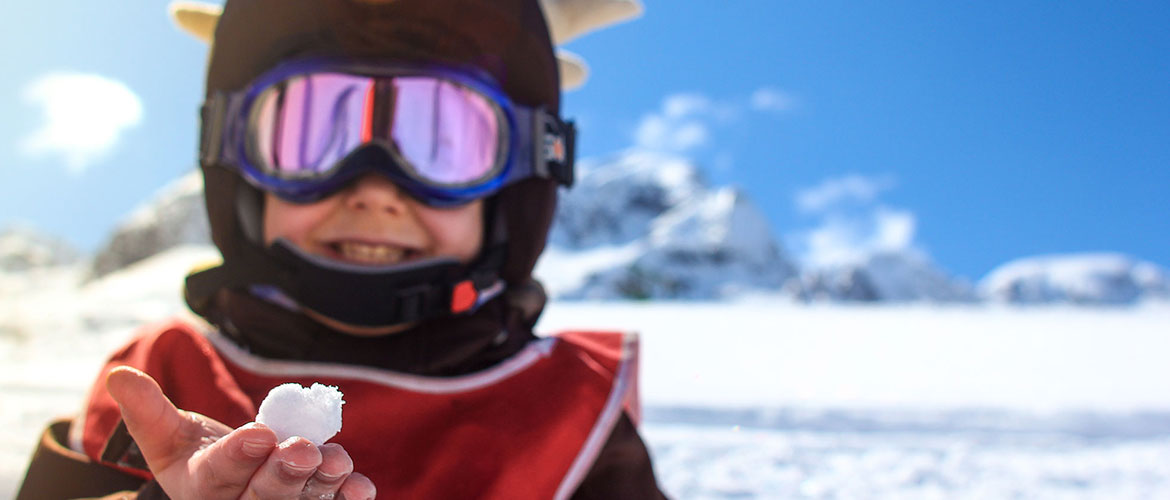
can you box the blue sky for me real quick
[2,1,1167,281]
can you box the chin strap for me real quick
[185,238,506,328]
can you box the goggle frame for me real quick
[200,58,574,206]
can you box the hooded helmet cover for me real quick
[193,0,563,328]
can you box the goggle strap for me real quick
[200,91,247,167]
[514,107,576,188]
[199,91,225,166]
[543,114,576,187]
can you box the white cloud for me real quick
[663,93,712,118]
[634,95,712,153]
[20,72,144,174]
[664,93,739,121]
[634,114,710,152]
[631,87,795,161]
[872,208,916,251]
[633,92,741,154]
[632,87,798,155]
[799,207,918,268]
[789,174,918,268]
[750,87,795,113]
[795,174,896,214]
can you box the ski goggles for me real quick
[199,58,575,206]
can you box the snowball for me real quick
[256,383,345,446]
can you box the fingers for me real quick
[108,366,269,499]
[243,436,323,498]
[106,366,377,500]
[301,443,353,499]
[300,444,377,500]
[338,472,377,500]
[189,422,279,497]
[245,440,377,500]
[105,366,194,471]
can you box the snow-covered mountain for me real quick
[539,151,800,299]
[0,224,81,272]
[800,251,977,303]
[83,155,800,301]
[980,253,1170,305]
[64,156,1168,306]
[89,171,209,279]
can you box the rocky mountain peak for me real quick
[89,170,209,279]
[541,150,800,299]
[0,224,81,272]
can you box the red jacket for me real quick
[65,318,642,499]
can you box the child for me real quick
[16,0,666,498]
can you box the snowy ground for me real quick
[3,247,1170,498]
[541,301,1170,499]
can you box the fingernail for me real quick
[241,438,271,458]
[280,459,316,476]
[278,436,308,449]
[315,470,343,482]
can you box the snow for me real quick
[90,170,209,278]
[534,243,644,297]
[981,253,1170,305]
[547,151,798,299]
[0,224,80,272]
[646,424,1170,499]
[256,383,345,446]
[800,250,977,303]
[3,247,1170,498]
[119,170,205,231]
[0,246,218,497]
[538,302,1170,413]
[550,151,706,249]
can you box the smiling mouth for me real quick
[328,241,421,265]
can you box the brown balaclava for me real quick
[189,0,565,373]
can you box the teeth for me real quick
[337,242,408,264]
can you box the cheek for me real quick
[420,201,484,262]
[263,195,326,246]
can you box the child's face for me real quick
[263,173,484,335]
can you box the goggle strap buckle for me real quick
[394,284,434,322]
[533,110,576,188]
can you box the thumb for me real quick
[106,366,191,469]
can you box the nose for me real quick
[342,174,411,214]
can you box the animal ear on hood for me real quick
[168,0,643,91]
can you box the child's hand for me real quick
[106,366,376,500]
